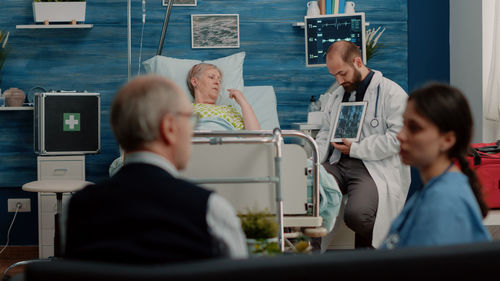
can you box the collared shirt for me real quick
[342,70,375,102]
[124,152,248,258]
[336,70,375,161]
[124,152,180,177]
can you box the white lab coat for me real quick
[315,70,411,248]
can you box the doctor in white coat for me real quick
[316,41,410,248]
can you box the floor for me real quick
[0,246,38,280]
[484,209,500,240]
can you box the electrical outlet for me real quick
[7,198,31,212]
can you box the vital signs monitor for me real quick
[305,13,366,67]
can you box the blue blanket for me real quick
[196,116,235,131]
[307,160,343,232]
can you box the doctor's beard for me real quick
[341,68,363,93]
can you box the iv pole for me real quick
[127,0,132,81]
[128,0,173,80]
[157,0,174,55]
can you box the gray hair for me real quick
[186,63,222,98]
[111,75,183,151]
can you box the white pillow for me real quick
[142,52,245,104]
[243,86,280,130]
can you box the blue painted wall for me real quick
[407,0,450,199]
[408,0,450,92]
[0,0,407,245]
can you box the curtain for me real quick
[485,1,500,121]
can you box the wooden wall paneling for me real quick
[0,0,407,245]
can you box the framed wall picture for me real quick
[330,101,368,143]
[163,0,197,7]
[191,14,240,49]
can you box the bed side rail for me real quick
[191,129,320,217]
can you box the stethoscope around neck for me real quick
[370,85,381,128]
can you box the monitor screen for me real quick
[305,13,366,67]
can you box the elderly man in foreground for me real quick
[65,75,248,264]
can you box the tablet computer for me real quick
[330,101,368,143]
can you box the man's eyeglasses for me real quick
[174,112,200,128]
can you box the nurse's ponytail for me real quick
[409,84,488,218]
[456,155,488,217]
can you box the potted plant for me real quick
[33,0,87,25]
[366,26,386,62]
[238,209,281,256]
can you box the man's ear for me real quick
[352,56,363,68]
[160,114,176,146]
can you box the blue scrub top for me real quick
[381,172,491,249]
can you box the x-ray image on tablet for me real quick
[331,101,368,143]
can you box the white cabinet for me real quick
[292,123,321,139]
[37,155,85,258]
[38,158,85,180]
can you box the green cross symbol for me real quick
[63,113,80,132]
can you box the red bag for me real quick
[467,142,500,209]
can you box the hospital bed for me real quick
[175,85,340,251]
[180,129,323,250]
[142,54,342,251]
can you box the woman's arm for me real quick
[227,89,261,130]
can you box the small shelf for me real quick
[293,22,305,28]
[293,122,321,130]
[16,24,93,29]
[293,21,370,28]
[0,106,34,111]
[484,210,500,226]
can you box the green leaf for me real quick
[238,208,279,239]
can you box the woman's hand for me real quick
[227,89,261,130]
[227,89,246,105]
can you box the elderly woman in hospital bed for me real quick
[187,63,261,130]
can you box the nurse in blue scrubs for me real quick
[381,83,491,249]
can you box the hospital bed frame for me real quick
[182,129,321,252]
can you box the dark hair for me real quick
[409,83,488,217]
